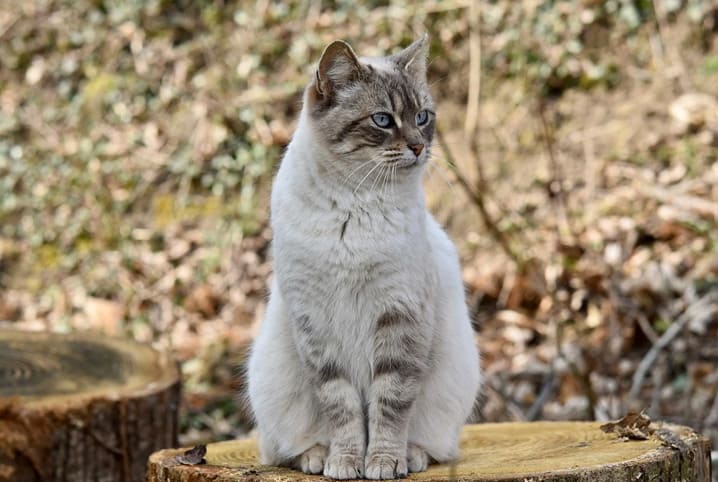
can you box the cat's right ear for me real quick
[315,40,362,98]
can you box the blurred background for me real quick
[0,0,717,466]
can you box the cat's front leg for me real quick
[365,308,431,480]
[292,314,365,479]
[318,373,366,479]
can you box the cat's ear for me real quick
[393,34,429,79]
[315,40,362,98]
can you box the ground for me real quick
[0,0,716,473]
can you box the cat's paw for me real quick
[323,452,364,479]
[407,444,429,473]
[364,452,408,480]
[297,444,327,474]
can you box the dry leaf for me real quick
[600,411,653,440]
[84,297,125,335]
[184,285,220,318]
[176,444,207,465]
[669,92,718,132]
[0,297,20,322]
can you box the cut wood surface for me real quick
[147,421,711,482]
[0,329,181,482]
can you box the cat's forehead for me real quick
[359,56,394,72]
[348,57,431,111]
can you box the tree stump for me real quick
[147,421,711,481]
[0,329,181,482]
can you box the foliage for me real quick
[1,0,717,450]
[481,0,717,93]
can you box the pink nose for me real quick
[408,143,424,156]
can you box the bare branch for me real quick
[464,0,481,135]
[629,292,718,400]
[435,126,524,267]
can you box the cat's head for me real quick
[305,36,434,181]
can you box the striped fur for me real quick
[247,36,481,480]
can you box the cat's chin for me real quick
[394,158,424,169]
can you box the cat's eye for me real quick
[371,112,394,128]
[416,110,429,126]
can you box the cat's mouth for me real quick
[392,157,423,169]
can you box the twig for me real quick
[638,185,718,221]
[461,0,500,228]
[537,101,561,192]
[629,292,718,400]
[582,134,597,200]
[0,14,20,41]
[635,313,660,345]
[650,0,690,92]
[537,101,577,243]
[435,126,524,267]
[704,385,718,427]
[484,377,527,421]
[526,372,557,421]
[464,0,481,135]
[648,355,667,419]
[555,319,597,419]
[462,0,496,223]
[648,0,667,61]
[496,267,515,308]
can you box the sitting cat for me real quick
[247,35,481,480]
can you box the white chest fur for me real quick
[269,120,437,390]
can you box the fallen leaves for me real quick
[0,297,20,322]
[600,412,693,451]
[184,285,220,319]
[176,445,207,465]
[0,0,716,456]
[669,92,718,134]
[84,297,125,336]
[600,412,653,440]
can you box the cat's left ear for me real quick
[393,34,429,79]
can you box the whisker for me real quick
[391,162,397,199]
[341,157,381,186]
[353,161,384,194]
[369,162,387,194]
[380,162,392,199]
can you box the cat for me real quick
[247,35,481,480]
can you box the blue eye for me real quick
[371,112,394,128]
[416,110,429,126]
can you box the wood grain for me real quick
[147,421,711,481]
[0,330,180,482]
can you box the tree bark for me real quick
[147,421,711,482]
[0,329,181,482]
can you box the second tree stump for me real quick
[0,329,181,482]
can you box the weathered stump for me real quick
[147,421,711,481]
[0,329,181,482]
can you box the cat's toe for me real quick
[297,444,327,474]
[407,444,429,473]
[364,452,408,480]
[323,452,364,479]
